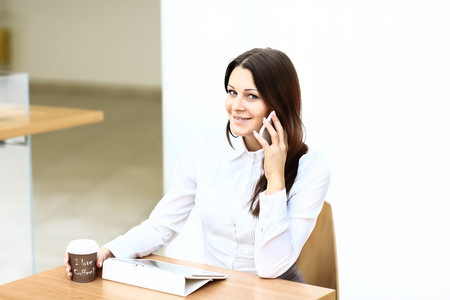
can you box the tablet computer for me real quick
[110,258,227,280]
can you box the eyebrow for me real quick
[228,84,258,92]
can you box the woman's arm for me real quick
[253,112,330,278]
[64,140,200,280]
[103,183,197,259]
[102,143,200,259]
[253,155,330,278]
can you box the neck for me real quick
[243,136,262,152]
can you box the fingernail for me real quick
[99,261,102,268]
[66,266,70,272]
[253,130,258,135]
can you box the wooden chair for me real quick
[296,201,339,299]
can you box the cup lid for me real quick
[66,239,99,255]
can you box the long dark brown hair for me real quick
[225,48,308,217]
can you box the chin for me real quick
[229,125,241,136]
[230,127,252,137]
[229,120,258,137]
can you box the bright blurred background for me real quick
[1,1,449,299]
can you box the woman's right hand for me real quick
[64,247,115,280]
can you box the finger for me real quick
[97,253,107,268]
[66,263,73,280]
[97,251,106,268]
[263,117,279,145]
[271,111,285,146]
[253,130,270,149]
[97,247,114,268]
[64,252,71,269]
[64,252,73,280]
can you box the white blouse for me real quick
[103,133,330,278]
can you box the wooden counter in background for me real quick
[0,105,104,140]
[0,104,103,284]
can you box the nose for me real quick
[231,95,245,111]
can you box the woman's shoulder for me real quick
[288,150,331,217]
[297,150,331,181]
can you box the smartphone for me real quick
[258,111,275,145]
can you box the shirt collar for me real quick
[225,136,265,161]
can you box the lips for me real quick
[233,115,251,122]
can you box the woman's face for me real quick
[225,66,270,151]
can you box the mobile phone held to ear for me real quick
[259,111,275,145]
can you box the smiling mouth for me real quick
[233,116,251,121]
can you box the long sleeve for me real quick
[103,144,199,259]
[254,152,330,278]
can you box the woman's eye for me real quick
[228,90,237,96]
[248,94,259,100]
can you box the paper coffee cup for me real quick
[66,239,100,283]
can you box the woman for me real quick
[65,48,330,283]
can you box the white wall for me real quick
[162,1,450,299]
[6,0,160,88]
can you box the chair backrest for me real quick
[296,201,339,299]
